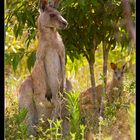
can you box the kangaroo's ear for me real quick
[122,63,127,72]
[39,0,48,12]
[50,0,60,8]
[110,63,117,70]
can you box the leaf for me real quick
[13,24,18,39]
[16,108,28,124]
[18,48,25,52]
[27,51,36,72]
[12,53,21,72]
[79,0,85,9]
[5,53,13,64]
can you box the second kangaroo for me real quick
[80,62,127,112]
[80,62,127,140]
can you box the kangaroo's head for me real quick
[38,0,68,30]
[110,62,127,81]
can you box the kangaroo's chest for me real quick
[45,47,61,71]
[44,39,65,83]
[45,39,65,68]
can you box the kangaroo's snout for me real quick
[62,20,68,27]
[58,15,68,29]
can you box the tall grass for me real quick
[5,49,135,139]
[65,91,85,140]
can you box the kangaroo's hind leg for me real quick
[18,76,37,136]
[31,59,53,122]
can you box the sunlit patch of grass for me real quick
[5,90,28,139]
[128,103,135,140]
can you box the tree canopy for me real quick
[5,0,135,71]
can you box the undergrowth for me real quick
[5,58,135,140]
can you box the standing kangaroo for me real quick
[18,0,69,135]
[80,62,127,140]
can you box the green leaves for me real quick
[5,52,22,72]
[5,50,36,73]
[6,0,38,46]
[128,103,135,140]
[5,0,38,72]
[27,51,36,72]
[60,0,133,65]
[36,118,62,139]
[66,91,82,139]
[5,53,13,65]
[15,108,28,139]
[15,108,28,124]
[12,53,21,72]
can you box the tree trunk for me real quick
[103,43,109,92]
[100,42,109,115]
[121,0,136,44]
[88,60,96,110]
[85,48,98,131]
[88,59,100,132]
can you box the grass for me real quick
[5,51,135,140]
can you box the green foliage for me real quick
[69,124,85,140]
[5,0,135,72]
[5,49,36,73]
[70,132,76,140]
[125,79,136,95]
[15,108,28,124]
[80,125,86,140]
[128,103,135,140]
[5,60,135,139]
[15,109,28,139]
[60,0,132,63]
[35,118,62,140]
[96,116,104,139]
[98,76,135,139]
[5,24,37,73]
[5,0,38,72]
[129,81,136,95]
[12,53,22,72]
[5,95,28,140]
[104,103,118,121]
[27,51,36,72]
[66,91,84,139]
[5,0,38,46]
